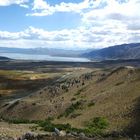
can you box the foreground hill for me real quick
[83,43,140,60]
[0,65,140,138]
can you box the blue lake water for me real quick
[0,53,90,62]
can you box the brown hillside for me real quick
[0,66,140,135]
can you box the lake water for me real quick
[0,52,90,62]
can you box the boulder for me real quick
[21,132,38,140]
[71,132,78,136]
[54,128,60,136]
[79,132,86,138]
[59,130,66,136]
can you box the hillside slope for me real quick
[83,43,140,60]
[0,66,140,136]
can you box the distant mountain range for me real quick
[0,43,140,61]
[83,43,140,60]
[0,47,90,58]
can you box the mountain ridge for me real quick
[0,47,91,58]
[83,43,140,60]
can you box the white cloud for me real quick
[0,26,101,48]
[82,0,140,24]
[27,0,96,16]
[81,0,140,46]
[0,0,29,7]
[0,24,140,49]
[28,0,140,18]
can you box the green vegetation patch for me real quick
[2,116,109,137]
[2,117,40,124]
[39,117,109,136]
[38,119,71,132]
[60,101,83,117]
[84,117,109,136]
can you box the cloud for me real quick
[0,26,103,48]
[0,0,29,7]
[82,0,140,24]
[81,0,140,45]
[27,0,97,16]
[0,24,140,49]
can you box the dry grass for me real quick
[0,66,140,137]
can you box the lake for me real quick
[0,52,90,62]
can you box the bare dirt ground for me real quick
[0,122,38,138]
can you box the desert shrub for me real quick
[4,115,108,137]
[57,114,63,119]
[39,119,85,134]
[61,85,69,92]
[4,118,46,125]
[5,118,36,124]
[115,81,124,86]
[47,116,54,121]
[38,119,71,132]
[70,127,84,133]
[2,103,9,107]
[83,117,109,136]
[55,123,72,131]
[88,102,95,107]
[86,117,108,129]
[32,102,36,106]
[71,97,76,101]
[80,95,86,99]
[82,82,85,85]
[74,87,86,96]
[62,101,82,117]
[70,113,81,118]
[38,119,54,132]
[41,117,108,136]
[74,91,81,96]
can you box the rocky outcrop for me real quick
[15,129,89,140]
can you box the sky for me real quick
[0,0,140,49]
